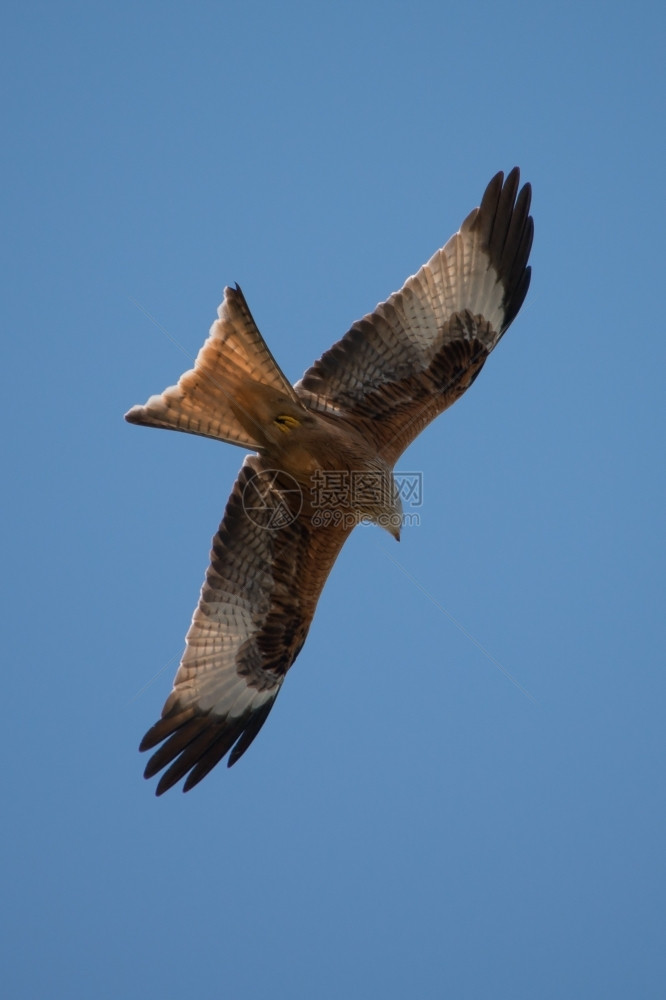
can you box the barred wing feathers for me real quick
[139,456,351,795]
[295,169,533,464]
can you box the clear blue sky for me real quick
[3,1,665,997]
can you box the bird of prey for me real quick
[127,168,533,794]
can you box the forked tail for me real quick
[125,284,305,450]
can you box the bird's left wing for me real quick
[295,168,533,465]
[140,454,351,794]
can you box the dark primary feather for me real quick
[467,168,533,328]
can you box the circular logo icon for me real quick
[241,468,303,530]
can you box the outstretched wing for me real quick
[295,168,533,465]
[140,455,351,795]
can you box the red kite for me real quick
[127,168,533,794]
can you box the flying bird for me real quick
[127,168,533,794]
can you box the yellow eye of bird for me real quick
[275,414,300,432]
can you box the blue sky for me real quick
[3,1,665,997]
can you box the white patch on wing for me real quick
[178,651,279,716]
[225,682,275,718]
[420,231,504,336]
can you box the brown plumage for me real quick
[127,168,534,794]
